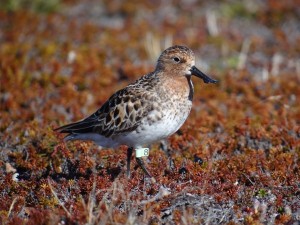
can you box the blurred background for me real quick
[1,0,299,126]
[0,0,299,224]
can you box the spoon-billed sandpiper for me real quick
[55,45,217,179]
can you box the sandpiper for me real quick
[55,45,217,179]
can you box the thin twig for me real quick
[7,197,21,218]
[48,178,71,218]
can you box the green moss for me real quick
[0,0,61,13]
[220,1,257,19]
[256,189,268,198]
[39,197,59,208]
[225,55,239,68]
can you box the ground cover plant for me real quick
[0,0,299,224]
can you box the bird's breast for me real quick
[113,75,194,147]
[138,77,193,138]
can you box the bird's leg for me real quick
[136,157,152,178]
[127,147,133,178]
[160,139,175,170]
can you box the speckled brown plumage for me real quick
[55,45,217,178]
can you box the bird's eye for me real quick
[173,57,180,63]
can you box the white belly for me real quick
[71,104,192,149]
[114,104,192,148]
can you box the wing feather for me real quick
[55,76,158,138]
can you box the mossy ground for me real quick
[0,1,299,224]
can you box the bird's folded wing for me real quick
[55,88,154,138]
